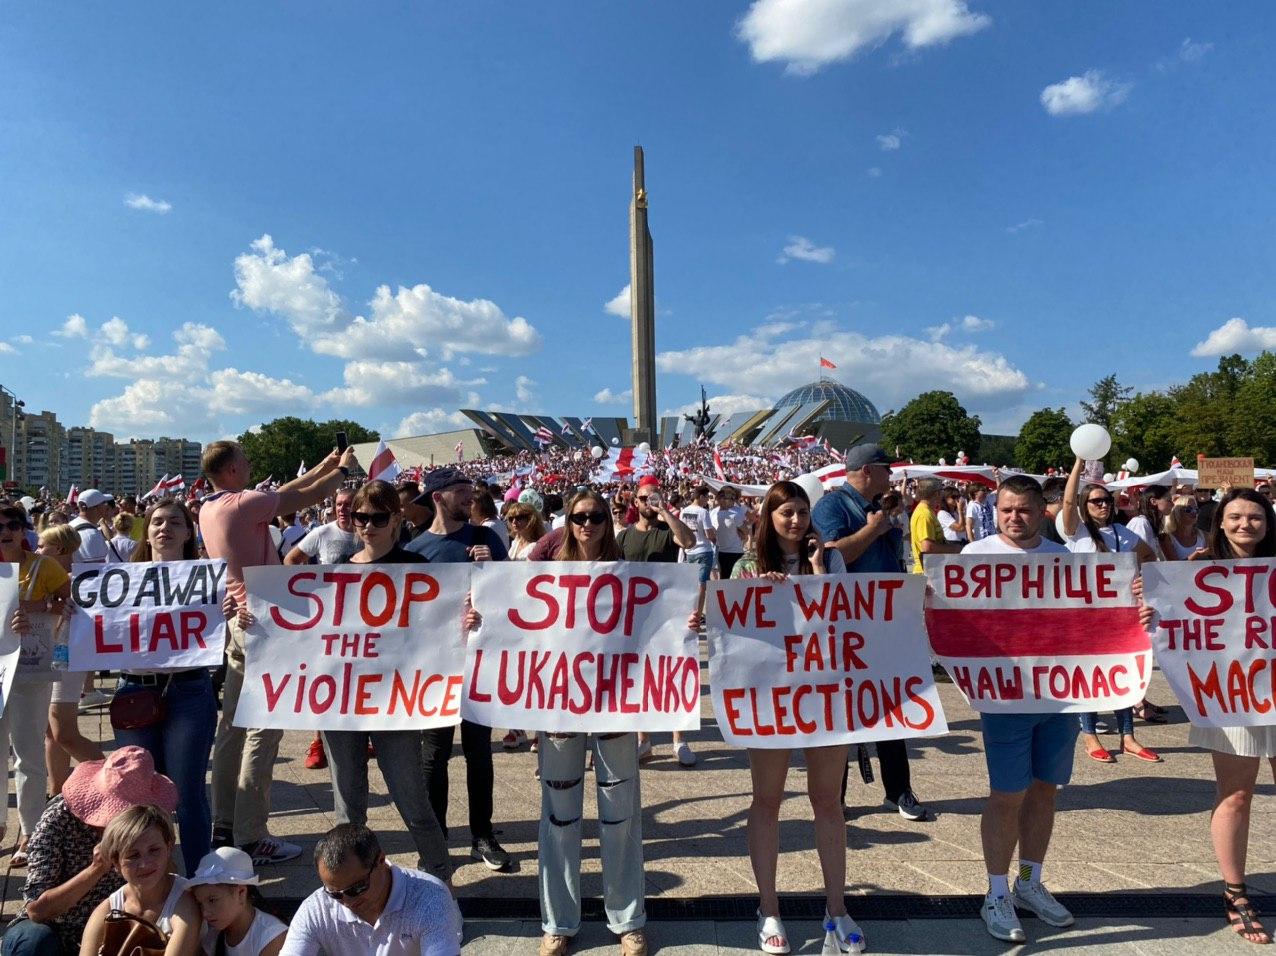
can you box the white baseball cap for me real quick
[186,847,261,886]
[78,489,110,508]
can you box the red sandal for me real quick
[1088,747,1115,763]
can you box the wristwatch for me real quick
[337,466,350,477]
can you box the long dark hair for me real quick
[556,490,620,562]
[1138,485,1171,535]
[753,481,814,575]
[131,500,198,562]
[1205,488,1276,559]
[1079,483,1116,553]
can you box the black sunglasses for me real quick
[568,512,609,526]
[1,518,24,533]
[1087,498,1115,507]
[325,865,376,901]
[352,511,392,528]
[509,514,530,524]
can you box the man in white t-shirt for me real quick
[69,489,112,565]
[959,476,1076,944]
[285,488,359,565]
[709,487,748,578]
[282,824,461,956]
[678,485,717,606]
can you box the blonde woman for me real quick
[505,501,547,560]
[1159,493,1206,560]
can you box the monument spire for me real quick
[629,145,657,445]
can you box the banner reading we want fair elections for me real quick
[462,562,702,733]
[707,573,946,748]
[1143,560,1276,727]
[236,563,471,730]
[925,552,1151,713]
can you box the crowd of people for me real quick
[0,435,1271,954]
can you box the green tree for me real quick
[1079,374,1132,428]
[879,391,981,464]
[234,417,378,485]
[1167,355,1249,459]
[1014,408,1074,474]
[1109,392,1178,472]
[1226,352,1276,462]
[977,434,1018,467]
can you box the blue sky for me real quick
[2,1,1274,443]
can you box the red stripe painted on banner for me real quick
[925,607,1149,658]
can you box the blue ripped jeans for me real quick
[114,671,217,875]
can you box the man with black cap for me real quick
[407,468,511,873]
[811,443,929,823]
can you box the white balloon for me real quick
[938,458,947,466]
[1125,458,1139,473]
[1103,473,1115,483]
[1070,423,1112,461]
[794,473,825,506]
[636,442,651,455]
[611,437,620,446]
[591,446,604,459]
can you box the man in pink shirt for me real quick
[201,439,358,864]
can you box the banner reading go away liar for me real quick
[68,560,227,671]
[1142,560,1276,727]
[707,573,945,748]
[462,561,701,733]
[925,552,1150,713]
[237,564,471,731]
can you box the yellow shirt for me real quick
[19,551,70,602]
[910,501,944,574]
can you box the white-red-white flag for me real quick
[254,475,275,491]
[596,447,648,481]
[161,474,185,492]
[65,485,79,506]
[369,440,401,482]
[713,448,727,481]
[1170,455,1182,469]
[146,474,171,498]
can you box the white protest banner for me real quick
[925,552,1151,713]
[237,563,471,731]
[68,561,227,671]
[0,564,19,714]
[1142,560,1276,727]
[462,561,701,733]
[707,573,945,748]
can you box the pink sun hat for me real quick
[62,746,178,828]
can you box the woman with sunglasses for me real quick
[318,480,452,886]
[1159,493,1206,560]
[1061,458,1160,764]
[533,489,695,956]
[726,481,861,954]
[505,501,547,560]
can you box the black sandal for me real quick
[1226,882,1272,944]
[1133,701,1168,724]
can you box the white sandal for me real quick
[824,911,866,954]
[757,911,790,954]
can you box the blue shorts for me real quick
[686,551,715,584]
[980,712,1078,793]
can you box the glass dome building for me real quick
[774,378,882,425]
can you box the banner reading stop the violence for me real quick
[236,564,471,731]
[1142,560,1276,727]
[925,552,1150,713]
[706,573,945,748]
[462,562,702,733]
[68,560,227,671]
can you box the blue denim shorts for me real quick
[686,551,715,584]
[980,712,1079,793]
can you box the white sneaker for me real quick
[675,742,697,767]
[982,892,1026,943]
[1012,880,1074,927]
[243,836,302,865]
[637,740,654,763]
[79,689,113,711]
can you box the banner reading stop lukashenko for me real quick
[707,573,946,748]
[236,563,471,731]
[1142,559,1276,727]
[462,561,702,733]
[925,552,1151,713]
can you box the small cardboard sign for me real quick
[1197,456,1255,490]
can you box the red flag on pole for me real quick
[819,356,837,370]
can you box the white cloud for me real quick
[231,235,348,336]
[394,408,472,438]
[593,387,632,405]
[100,316,150,350]
[124,193,172,214]
[925,322,952,341]
[961,314,994,332]
[1006,217,1043,234]
[513,375,537,406]
[15,335,34,345]
[207,369,320,416]
[925,314,993,341]
[88,322,224,380]
[0,342,16,355]
[55,314,89,338]
[1180,38,1213,62]
[322,361,469,408]
[866,166,882,178]
[605,284,632,318]
[1040,70,1130,116]
[876,131,903,151]
[656,321,1029,414]
[1191,318,1276,357]
[738,0,990,75]
[777,235,835,265]
[665,394,773,419]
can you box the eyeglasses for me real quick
[1087,498,1114,508]
[0,519,24,532]
[351,511,392,528]
[509,514,530,525]
[568,512,609,526]
[1181,507,1199,515]
[325,866,376,901]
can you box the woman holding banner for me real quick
[532,488,662,956]
[1061,458,1162,764]
[320,479,452,885]
[115,498,220,874]
[0,500,70,867]
[728,481,862,955]
[1167,488,1276,944]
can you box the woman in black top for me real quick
[318,480,453,884]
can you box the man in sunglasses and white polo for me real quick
[282,823,461,955]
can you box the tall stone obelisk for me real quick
[629,146,657,446]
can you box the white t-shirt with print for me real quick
[678,504,715,555]
[962,534,1068,556]
[295,523,361,564]
[1055,511,1143,554]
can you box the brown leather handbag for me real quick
[98,908,168,956]
[109,685,166,731]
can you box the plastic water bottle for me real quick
[821,919,842,954]
[51,640,69,671]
